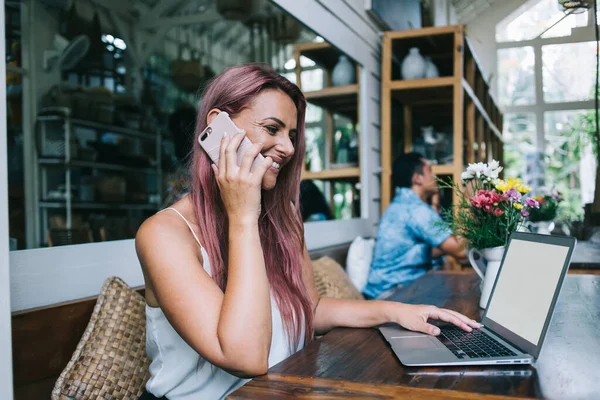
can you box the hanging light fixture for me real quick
[557,0,593,13]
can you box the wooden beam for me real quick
[462,78,503,141]
[384,25,459,40]
[102,8,140,66]
[138,26,170,64]
[403,105,412,153]
[452,27,464,208]
[140,0,193,21]
[302,168,360,181]
[466,100,475,164]
[381,33,392,214]
[139,8,221,29]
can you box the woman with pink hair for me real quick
[135,64,479,400]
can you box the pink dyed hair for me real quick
[189,64,312,348]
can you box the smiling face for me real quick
[207,88,298,190]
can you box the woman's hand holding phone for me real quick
[211,131,273,223]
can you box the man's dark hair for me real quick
[392,152,425,188]
[299,180,333,221]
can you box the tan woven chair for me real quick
[52,277,150,400]
[312,256,364,300]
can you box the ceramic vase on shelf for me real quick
[424,56,439,78]
[401,47,426,80]
[468,246,505,309]
[332,55,356,86]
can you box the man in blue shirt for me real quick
[363,153,467,299]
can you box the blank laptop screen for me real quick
[485,239,570,346]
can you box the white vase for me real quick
[468,246,505,309]
[424,56,439,78]
[535,221,555,235]
[332,55,356,86]
[401,47,426,80]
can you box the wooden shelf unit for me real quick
[381,25,503,213]
[294,41,361,218]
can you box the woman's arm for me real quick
[138,132,275,378]
[301,247,480,336]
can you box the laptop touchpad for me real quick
[391,336,443,350]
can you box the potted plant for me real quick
[528,189,563,234]
[438,160,540,308]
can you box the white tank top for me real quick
[145,208,305,400]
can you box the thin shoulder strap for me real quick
[159,207,202,247]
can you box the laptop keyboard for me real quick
[437,327,517,359]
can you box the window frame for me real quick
[497,2,597,150]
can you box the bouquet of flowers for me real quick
[527,189,563,223]
[439,160,540,249]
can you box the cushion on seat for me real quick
[346,236,375,292]
[52,277,150,400]
[312,256,364,300]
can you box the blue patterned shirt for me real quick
[363,188,452,298]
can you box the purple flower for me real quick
[525,198,539,208]
[505,188,521,202]
[521,209,530,217]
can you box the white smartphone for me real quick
[198,111,265,172]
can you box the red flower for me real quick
[470,190,508,209]
[493,208,504,217]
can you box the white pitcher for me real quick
[468,246,505,309]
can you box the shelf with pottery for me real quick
[293,41,361,183]
[294,42,360,120]
[381,25,503,213]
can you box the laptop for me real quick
[379,232,577,366]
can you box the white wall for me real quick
[9,0,383,312]
[0,0,15,396]
[276,0,383,235]
[463,0,526,96]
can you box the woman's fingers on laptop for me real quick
[396,304,473,336]
[440,308,481,329]
[427,307,473,333]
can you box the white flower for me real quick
[461,170,475,181]
[486,159,503,179]
[463,160,504,182]
[466,162,487,179]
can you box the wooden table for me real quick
[230,272,600,399]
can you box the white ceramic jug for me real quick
[468,246,505,309]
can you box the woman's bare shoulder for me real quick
[136,208,204,267]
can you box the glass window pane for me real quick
[333,114,358,167]
[503,113,537,185]
[496,0,580,42]
[300,55,316,67]
[305,103,323,123]
[544,110,596,221]
[300,69,324,91]
[333,181,359,220]
[542,42,597,103]
[498,47,535,106]
[541,10,589,38]
[281,71,296,84]
[305,126,325,172]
